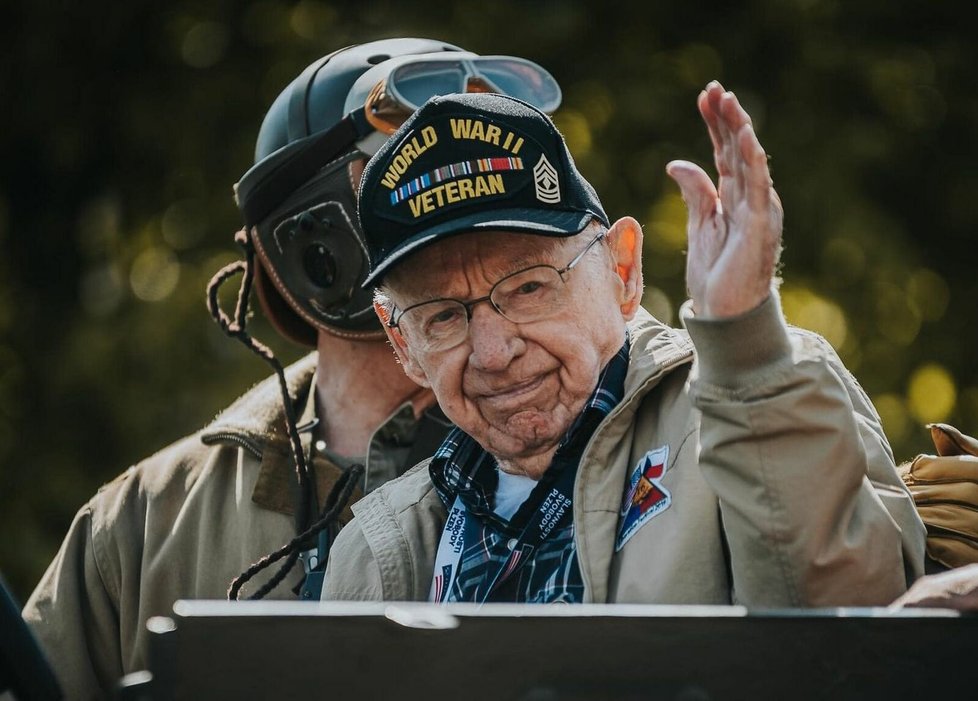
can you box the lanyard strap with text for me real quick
[429,463,577,604]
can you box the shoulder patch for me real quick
[616,445,671,552]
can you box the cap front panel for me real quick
[357,93,608,286]
[371,112,564,229]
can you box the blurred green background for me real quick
[2,0,975,602]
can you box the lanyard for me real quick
[429,462,577,604]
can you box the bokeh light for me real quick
[781,286,849,349]
[130,246,182,302]
[908,363,957,425]
[646,192,687,253]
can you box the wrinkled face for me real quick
[382,226,638,464]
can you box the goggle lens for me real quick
[474,59,561,111]
[387,56,560,113]
[391,63,470,108]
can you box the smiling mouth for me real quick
[479,374,550,406]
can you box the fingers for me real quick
[697,88,724,169]
[734,124,765,211]
[666,160,719,312]
[698,82,778,218]
[700,82,736,179]
[701,84,750,160]
[678,83,763,222]
[726,100,781,225]
[665,159,718,226]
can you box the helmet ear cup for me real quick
[270,201,375,327]
[251,158,386,341]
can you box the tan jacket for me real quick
[22,354,430,700]
[323,299,926,606]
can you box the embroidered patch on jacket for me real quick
[616,445,671,552]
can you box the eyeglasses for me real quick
[346,54,562,138]
[388,229,607,353]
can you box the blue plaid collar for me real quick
[430,340,630,524]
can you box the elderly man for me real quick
[321,84,925,606]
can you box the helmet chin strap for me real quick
[206,228,366,600]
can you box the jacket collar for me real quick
[198,352,352,518]
[624,308,694,398]
[200,352,319,456]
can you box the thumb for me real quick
[665,160,718,223]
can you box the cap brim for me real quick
[362,207,596,287]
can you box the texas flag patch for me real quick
[616,446,671,551]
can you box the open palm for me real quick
[667,81,783,319]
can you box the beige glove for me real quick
[899,423,978,568]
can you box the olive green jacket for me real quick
[22,353,435,700]
[323,298,926,606]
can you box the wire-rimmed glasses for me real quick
[388,228,607,352]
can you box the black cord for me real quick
[206,229,319,600]
[228,463,364,600]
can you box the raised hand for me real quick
[666,81,783,319]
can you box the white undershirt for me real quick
[493,469,538,520]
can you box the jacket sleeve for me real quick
[22,503,124,701]
[684,294,926,607]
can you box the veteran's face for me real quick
[382,219,643,469]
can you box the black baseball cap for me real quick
[358,92,609,287]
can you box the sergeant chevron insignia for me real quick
[533,154,561,203]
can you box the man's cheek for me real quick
[432,372,466,412]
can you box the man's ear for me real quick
[373,301,431,388]
[605,217,644,319]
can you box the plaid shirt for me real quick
[430,341,629,603]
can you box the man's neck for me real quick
[497,447,559,481]
[315,330,435,458]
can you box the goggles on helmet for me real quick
[345,53,562,144]
[237,52,561,229]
